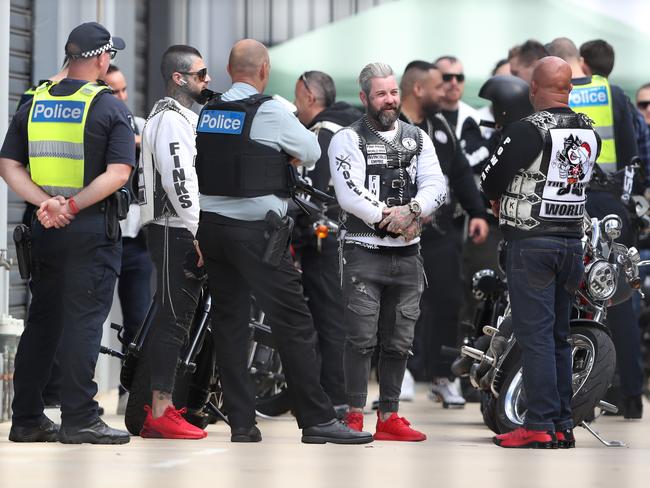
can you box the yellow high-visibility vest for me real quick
[27,81,109,196]
[569,74,616,172]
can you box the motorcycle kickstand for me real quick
[205,401,230,426]
[580,420,627,448]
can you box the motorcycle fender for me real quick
[569,318,611,337]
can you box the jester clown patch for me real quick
[552,134,592,197]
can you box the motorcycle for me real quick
[452,213,647,447]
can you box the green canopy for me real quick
[267,0,649,108]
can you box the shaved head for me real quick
[545,37,580,62]
[529,56,573,110]
[228,39,269,78]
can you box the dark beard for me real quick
[367,103,401,131]
[422,99,440,118]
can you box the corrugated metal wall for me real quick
[7,0,33,320]
[134,0,149,117]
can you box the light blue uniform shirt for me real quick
[199,82,321,220]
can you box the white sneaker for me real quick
[429,377,466,408]
[117,392,129,415]
[400,369,415,402]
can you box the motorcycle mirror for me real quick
[601,214,623,240]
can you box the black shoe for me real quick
[302,419,374,444]
[9,417,59,443]
[231,425,262,442]
[623,395,643,419]
[58,418,130,444]
[97,406,105,417]
[556,429,575,449]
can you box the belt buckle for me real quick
[391,179,406,189]
[386,197,401,207]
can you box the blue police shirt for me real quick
[199,82,320,221]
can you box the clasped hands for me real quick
[378,205,421,241]
[36,196,75,229]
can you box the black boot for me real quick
[623,395,643,419]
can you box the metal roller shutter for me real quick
[7,0,33,320]
[134,0,149,117]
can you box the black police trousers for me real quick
[586,190,643,397]
[197,212,336,429]
[12,214,120,427]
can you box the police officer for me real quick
[399,61,488,407]
[482,57,600,448]
[0,22,134,444]
[194,39,372,444]
[547,37,644,419]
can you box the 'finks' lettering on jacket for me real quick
[170,141,192,208]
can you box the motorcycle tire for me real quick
[255,388,292,417]
[480,392,499,434]
[493,325,616,433]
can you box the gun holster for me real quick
[105,188,130,242]
[263,210,294,268]
[13,224,32,280]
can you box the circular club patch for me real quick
[434,130,448,144]
[402,137,417,150]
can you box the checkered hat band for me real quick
[78,38,114,58]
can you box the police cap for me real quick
[64,22,126,59]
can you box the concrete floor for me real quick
[1,384,649,488]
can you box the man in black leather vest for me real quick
[482,57,601,449]
[194,39,372,445]
[329,62,447,441]
[399,61,488,407]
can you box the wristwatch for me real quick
[408,200,422,216]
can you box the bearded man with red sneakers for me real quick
[328,62,447,441]
[481,57,601,449]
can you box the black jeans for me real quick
[342,245,424,413]
[586,191,644,397]
[507,236,584,431]
[12,214,120,427]
[410,227,463,379]
[145,224,204,393]
[299,236,346,405]
[197,212,335,430]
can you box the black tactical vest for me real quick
[500,110,599,237]
[343,116,422,238]
[195,94,289,198]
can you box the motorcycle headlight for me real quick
[586,260,617,301]
[472,269,499,300]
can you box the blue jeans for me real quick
[506,236,584,432]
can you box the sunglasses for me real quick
[179,67,208,81]
[638,100,650,110]
[108,49,117,60]
[300,73,313,95]
[442,73,465,83]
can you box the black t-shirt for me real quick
[1,78,136,186]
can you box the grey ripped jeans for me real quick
[342,244,424,413]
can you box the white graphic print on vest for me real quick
[541,128,597,219]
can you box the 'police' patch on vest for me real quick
[31,100,85,123]
[197,110,245,134]
[569,85,608,107]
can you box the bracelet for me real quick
[193,240,199,246]
[68,197,80,215]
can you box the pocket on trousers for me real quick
[399,305,421,323]
[564,251,585,294]
[521,249,559,290]
[347,300,377,317]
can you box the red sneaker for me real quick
[344,412,364,432]
[140,405,208,439]
[493,428,556,448]
[374,412,426,442]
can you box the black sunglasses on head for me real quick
[442,73,465,83]
[300,73,313,94]
[179,67,208,81]
[638,100,650,110]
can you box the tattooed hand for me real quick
[379,205,416,234]
[401,219,422,242]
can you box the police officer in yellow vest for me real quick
[547,38,644,419]
[0,22,135,443]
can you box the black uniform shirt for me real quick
[1,78,136,186]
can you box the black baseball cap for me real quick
[64,22,125,59]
